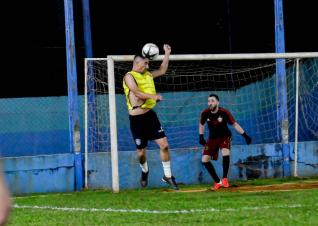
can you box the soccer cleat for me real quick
[162,175,179,190]
[222,178,230,188]
[140,171,149,188]
[212,182,223,190]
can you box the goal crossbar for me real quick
[85,52,318,62]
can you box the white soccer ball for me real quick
[142,43,159,59]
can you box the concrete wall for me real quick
[3,154,74,195]
[87,141,318,190]
[289,141,318,177]
[2,140,317,195]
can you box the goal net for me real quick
[85,54,318,190]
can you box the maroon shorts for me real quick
[202,137,231,160]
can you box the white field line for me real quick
[13,203,318,214]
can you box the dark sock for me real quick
[202,162,220,183]
[223,155,230,178]
[139,155,146,164]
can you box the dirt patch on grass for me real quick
[163,181,318,193]
[225,181,318,192]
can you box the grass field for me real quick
[9,178,318,225]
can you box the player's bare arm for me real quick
[0,170,10,226]
[232,122,252,144]
[199,123,205,135]
[151,44,171,78]
[232,122,244,134]
[124,73,163,102]
[199,123,206,146]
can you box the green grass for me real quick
[9,178,318,226]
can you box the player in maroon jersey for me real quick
[199,94,252,190]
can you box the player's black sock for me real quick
[223,155,230,178]
[139,155,146,164]
[202,162,220,183]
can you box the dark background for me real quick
[3,0,318,98]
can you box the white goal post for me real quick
[85,52,318,192]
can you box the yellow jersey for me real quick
[123,70,157,110]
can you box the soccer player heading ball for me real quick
[123,44,179,190]
[199,94,252,190]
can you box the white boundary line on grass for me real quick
[13,203,318,214]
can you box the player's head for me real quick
[133,55,149,73]
[208,93,219,111]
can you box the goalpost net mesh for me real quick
[85,57,318,183]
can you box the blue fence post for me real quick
[64,0,83,190]
[81,0,98,189]
[81,0,97,152]
[274,0,290,177]
[81,0,93,58]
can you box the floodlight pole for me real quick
[274,0,290,177]
[81,0,95,189]
[64,0,83,190]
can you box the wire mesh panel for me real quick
[0,96,70,157]
[85,56,318,188]
[86,59,301,153]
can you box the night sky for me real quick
[3,0,318,98]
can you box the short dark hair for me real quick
[209,93,219,101]
[134,55,146,60]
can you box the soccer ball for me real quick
[142,43,159,59]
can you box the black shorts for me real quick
[129,109,166,149]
